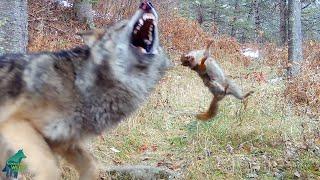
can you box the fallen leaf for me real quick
[294,171,300,178]
[151,144,158,152]
[112,159,122,165]
[141,156,152,161]
[247,173,258,178]
[226,144,234,154]
[139,144,148,153]
[110,147,120,153]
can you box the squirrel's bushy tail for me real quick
[196,95,223,121]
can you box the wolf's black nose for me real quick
[139,1,153,12]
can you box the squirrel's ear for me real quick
[180,53,188,62]
[77,29,106,47]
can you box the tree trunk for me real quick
[212,0,218,23]
[279,0,288,45]
[230,0,240,37]
[196,3,204,25]
[242,0,255,43]
[96,0,109,15]
[0,0,28,54]
[253,0,263,43]
[287,0,303,77]
[73,0,95,29]
[210,0,221,36]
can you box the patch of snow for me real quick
[56,0,72,7]
[221,4,231,9]
[242,48,260,59]
[268,77,283,84]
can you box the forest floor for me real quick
[27,1,320,179]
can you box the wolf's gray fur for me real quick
[0,2,170,179]
[0,6,169,141]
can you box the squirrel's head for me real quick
[180,54,197,68]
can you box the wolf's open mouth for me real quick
[131,13,156,54]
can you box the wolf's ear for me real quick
[77,29,106,47]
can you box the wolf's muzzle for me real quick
[131,1,158,55]
[139,1,154,12]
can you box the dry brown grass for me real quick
[285,42,320,119]
[254,41,320,120]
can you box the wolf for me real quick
[0,1,170,179]
[181,39,253,121]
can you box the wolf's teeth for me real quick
[134,30,138,34]
[139,47,147,53]
[139,19,144,25]
[143,13,155,21]
[144,39,152,45]
[136,26,141,31]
